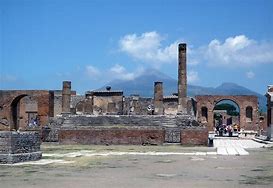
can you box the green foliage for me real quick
[214,103,239,116]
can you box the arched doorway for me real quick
[213,99,240,136]
[10,95,38,130]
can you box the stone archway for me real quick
[213,99,240,133]
[0,90,51,131]
[10,95,39,130]
[195,95,259,131]
[10,94,28,130]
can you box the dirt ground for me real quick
[1,144,273,188]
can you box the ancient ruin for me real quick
[0,43,267,163]
[0,91,48,163]
[44,43,205,146]
[195,95,259,131]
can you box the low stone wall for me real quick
[0,131,42,164]
[180,128,208,145]
[59,127,165,145]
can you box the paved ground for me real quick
[0,142,273,188]
[214,138,266,155]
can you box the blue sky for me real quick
[1,0,273,94]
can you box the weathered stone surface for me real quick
[0,152,42,164]
[0,90,51,131]
[181,128,208,145]
[178,43,188,114]
[0,131,42,164]
[165,128,181,143]
[58,115,200,128]
[41,117,64,142]
[45,115,207,145]
[196,95,259,131]
[62,81,71,114]
[154,82,164,115]
[59,128,165,145]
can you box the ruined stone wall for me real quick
[0,131,42,164]
[59,128,165,145]
[93,95,123,115]
[58,115,199,127]
[196,95,259,131]
[180,127,208,145]
[53,95,62,117]
[41,117,64,142]
[163,98,178,115]
[71,95,85,114]
[123,97,153,115]
[0,90,51,131]
[44,115,207,146]
[17,96,38,130]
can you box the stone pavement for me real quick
[213,138,266,156]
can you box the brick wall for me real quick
[59,127,165,145]
[180,128,208,145]
[0,90,51,131]
[196,95,259,131]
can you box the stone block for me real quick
[0,131,42,164]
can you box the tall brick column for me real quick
[62,81,71,114]
[177,43,187,114]
[154,81,164,115]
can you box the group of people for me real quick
[215,124,240,136]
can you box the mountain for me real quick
[102,69,267,112]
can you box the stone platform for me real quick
[0,131,42,164]
[42,115,208,145]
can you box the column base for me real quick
[0,152,42,164]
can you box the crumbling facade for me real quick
[43,43,206,145]
[70,43,195,116]
[0,90,51,131]
[0,90,49,163]
[0,43,267,160]
[195,95,259,131]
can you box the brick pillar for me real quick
[266,85,273,139]
[178,43,187,114]
[62,81,71,114]
[154,81,163,115]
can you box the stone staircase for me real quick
[60,115,199,128]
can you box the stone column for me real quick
[62,81,71,114]
[266,85,273,140]
[154,81,163,115]
[178,43,187,114]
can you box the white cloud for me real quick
[110,64,144,81]
[119,31,181,67]
[110,64,127,74]
[86,65,101,77]
[84,64,144,82]
[203,35,273,66]
[187,71,199,83]
[246,71,255,79]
